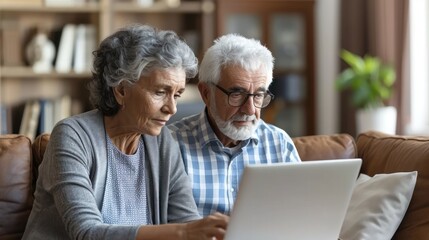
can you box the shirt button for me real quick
[231,188,234,192]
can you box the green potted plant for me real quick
[335,49,397,134]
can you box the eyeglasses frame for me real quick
[213,84,275,108]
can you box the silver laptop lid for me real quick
[224,158,362,240]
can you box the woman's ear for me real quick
[113,83,126,106]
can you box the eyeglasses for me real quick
[214,84,274,108]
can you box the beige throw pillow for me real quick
[339,171,417,240]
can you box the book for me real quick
[0,106,5,134]
[136,0,154,7]
[53,95,72,125]
[55,24,77,73]
[44,0,85,6]
[19,100,41,141]
[18,101,32,136]
[73,24,96,73]
[26,100,41,141]
[73,24,86,73]
[0,105,12,134]
[44,100,54,133]
[38,99,54,135]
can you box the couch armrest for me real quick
[0,134,33,239]
[31,133,50,192]
[32,133,50,169]
[293,133,357,161]
[357,131,429,240]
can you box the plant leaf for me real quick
[336,49,396,109]
[335,69,355,89]
[340,50,365,73]
[380,66,396,86]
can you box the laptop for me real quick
[224,158,362,240]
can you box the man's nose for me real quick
[239,96,256,115]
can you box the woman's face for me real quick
[117,67,186,136]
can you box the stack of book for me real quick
[0,95,81,140]
[55,24,97,74]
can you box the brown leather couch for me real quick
[1,131,428,239]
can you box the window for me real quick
[407,0,429,135]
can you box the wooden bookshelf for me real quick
[0,0,215,134]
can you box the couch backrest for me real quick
[357,131,429,240]
[293,133,357,161]
[31,133,360,184]
[0,134,33,240]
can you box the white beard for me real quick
[209,101,258,141]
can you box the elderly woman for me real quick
[22,24,228,240]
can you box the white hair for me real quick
[198,34,274,88]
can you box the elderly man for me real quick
[168,34,301,217]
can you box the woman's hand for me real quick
[183,212,229,240]
[136,212,229,240]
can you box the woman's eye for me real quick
[156,91,166,96]
[174,94,182,99]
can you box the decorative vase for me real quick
[356,106,397,135]
[25,33,56,73]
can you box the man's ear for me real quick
[113,83,126,106]
[198,82,211,105]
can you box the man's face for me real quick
[202,65,269,146]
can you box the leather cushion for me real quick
[293,133,357,161]
[357,131,429,240]
[31,133,50,190]
[0,134,33,240]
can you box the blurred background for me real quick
[0,0,427,140]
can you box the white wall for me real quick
[315,0,341,134]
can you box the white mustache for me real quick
[231,115,256,122]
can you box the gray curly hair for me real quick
[88,24,198,116]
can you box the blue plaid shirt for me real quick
[168,111,301,216]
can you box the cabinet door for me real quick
[216,0,316,136]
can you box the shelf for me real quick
[0,3,100,13]
[114,1,203,13]
[0,67,91,79]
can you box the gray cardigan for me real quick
[22,110,200,240]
